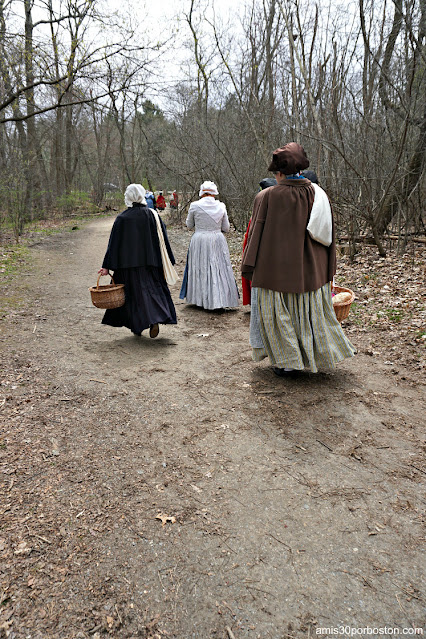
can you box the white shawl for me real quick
[194,197,226,224]
[150,209,179,286]
[306,184,333,247]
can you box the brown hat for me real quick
[268,142,310,174]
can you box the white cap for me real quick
[199,180,219,197]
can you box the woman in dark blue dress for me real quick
[98,184,177,338]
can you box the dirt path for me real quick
[1,218,425,639]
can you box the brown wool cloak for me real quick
[241,178,336,294]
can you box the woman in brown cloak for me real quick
[241,143,355,376]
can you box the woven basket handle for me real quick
[96,272,115,289]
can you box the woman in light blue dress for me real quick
[179,181,239,310]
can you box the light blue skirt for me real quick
[250,283,355,372]
[180,231,239,310]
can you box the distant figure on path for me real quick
[145,190,157,210]
[301,169,319,184]
[98,184,177,338]
[156,192,166,210]
[179,181,239,310]
[170,190,179,209]
[242,143,355,376]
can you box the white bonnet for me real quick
[199,181,219,197]
[124,183,147,208]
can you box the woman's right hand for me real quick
[98,268,109,276]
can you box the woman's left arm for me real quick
[221,205,230,232]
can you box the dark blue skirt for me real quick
[102,266,177,334]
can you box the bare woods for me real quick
[0,0,424,255]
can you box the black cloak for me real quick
[102,204,175,270]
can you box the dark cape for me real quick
[102,204,175,269]
[101,204,177,334]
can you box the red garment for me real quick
[157,194,166,209]
[242,218,252,305]
[170,191,179,207]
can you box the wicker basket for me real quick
[89,274,125,309]
[332,284,355,322]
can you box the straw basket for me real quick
[89,273,125,309]
[332,284,355,323]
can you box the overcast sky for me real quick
[108,0,240,33]
[106,0,243,103]
[134,0,239,23]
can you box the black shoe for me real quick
[273,367,298,377]
[132,331,142,336]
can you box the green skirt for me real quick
[250,283,355,373]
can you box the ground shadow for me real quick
[250,363,358,391]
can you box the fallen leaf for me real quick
[156,513,176,526]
